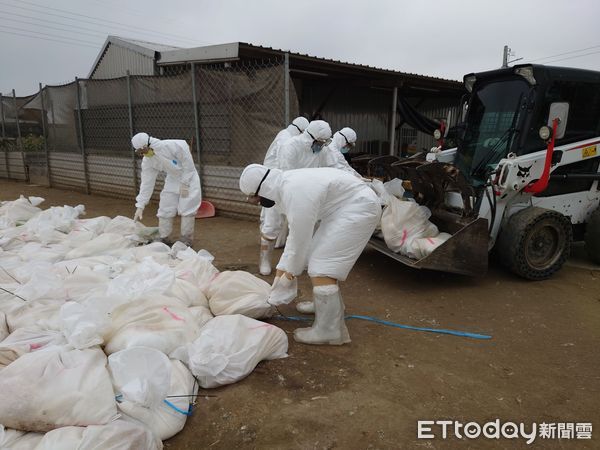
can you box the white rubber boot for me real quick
[296,301,315,314]
[180,215,196,247]
[293,285,351,345]
[259,237,274,276]
[158,217,174,246]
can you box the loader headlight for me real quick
[433,129,442,140]
[539,125,552,141]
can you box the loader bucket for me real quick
[368,217,489,277]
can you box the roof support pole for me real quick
[0,92,8,179]
[13,89,28,181]
[126,70,137,193]
[389,86,398,156]
[284,52,290,127]
[190,62,202,180]
[39,83,51,187]
[75,78,90,194]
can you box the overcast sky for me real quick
[1,0,600,95]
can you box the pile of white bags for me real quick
[0,196,289,446]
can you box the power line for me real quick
[0,29,98,49]
[87,0,214,45]
[540,49,600,65]
[0,10,112,37]
[529,44,600,62]
[0,0,200,46]
[0,24,100,46]
[0,14,107,39]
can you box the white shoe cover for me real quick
[180,215,196,247]
[159,217,174,240]
[296,301,315,314]
[293,285,350,345]
[259,238,274,276]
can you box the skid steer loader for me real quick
[367,64,600,279]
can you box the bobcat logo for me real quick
[517,164,532,178]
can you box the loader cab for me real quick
[455,64,600,187]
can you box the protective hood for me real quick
[131,132,160,149]
[305,120,332,142]
[331,127,357,150]
[290,116,309,134]
[239,163,282,202]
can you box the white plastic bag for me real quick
[104,296,200,355]
[380,196,439,258]
[0,326,66,368]
[117,360,198,440]
[207,271,274,318]
[384,178,406,198]
[109,347,172,408]
[0,425,44,449]
[166,278,206,307]
[411,233,452,259]
[189,306,214,328]
[60,301,110,349]
[6,299,64,332]
[34,419,163,450]
[0,346,118,432]
[0,311,8,342]
[106,257,175,302]
[64,233,133,259]
[172,255,219,295]
[172,315,288,388]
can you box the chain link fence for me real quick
[1,59,288,218]
[1,59,454,218]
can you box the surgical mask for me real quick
[259,196,275,208]
[340,145,351,154]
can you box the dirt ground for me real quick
[2,180,599,449]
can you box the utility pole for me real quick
[502,45,509,68]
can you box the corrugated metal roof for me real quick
[237,42,461,84]
[114,36,181,53]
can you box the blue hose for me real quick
[272,314,491,340]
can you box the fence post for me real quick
[0,92,9,179]
[190,63,202,176]
[39,83,51,187]
[126,71,137,193]
[389,86,398,156]
[284,52,290,126]
[13,89,28,181]
[75,78,90,194]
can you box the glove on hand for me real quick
[133,207,144,222]
[180,184,190,198]
[268,274,298,306]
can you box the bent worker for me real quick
[240,164,382,345]
[259,117,309,275]
[131,132,201,247]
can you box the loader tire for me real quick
[584,206,600,264]
[496,207,572,280]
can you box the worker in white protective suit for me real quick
[131,132,201,247]
[240,164,382,345]
[259,117,309,276]
[321,127,362,178]
[276,119,332,171]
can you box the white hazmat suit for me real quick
[259,117,309,275]
[321,127,362,178]
[132,132,201,247]
[240,164,381,345]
